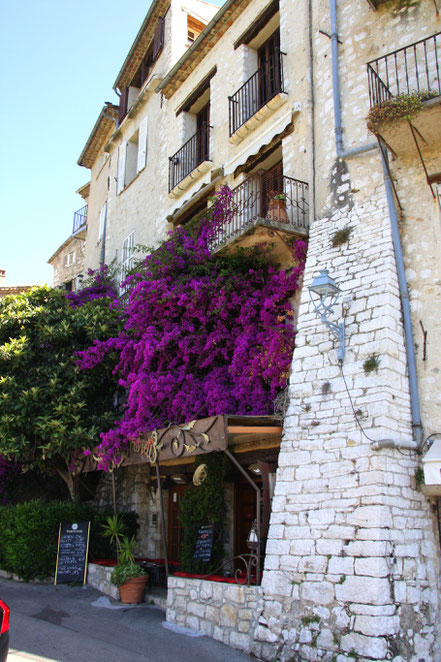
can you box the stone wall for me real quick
[251,169,440,661]
[49,235,85,290]
[95,465,165,558]
[167,576,263,652]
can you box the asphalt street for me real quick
[0,578,254,662]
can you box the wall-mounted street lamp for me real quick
[308,269,345,363]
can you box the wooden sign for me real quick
[54,521,90,585]
[193,524,214,562]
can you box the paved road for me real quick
[0,578,254,662]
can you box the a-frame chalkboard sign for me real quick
[54,521,90,585]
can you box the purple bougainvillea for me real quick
[76,187,307,470]
[66,264,119,308]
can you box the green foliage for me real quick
[110,561,146,586]
[179,454,226,574]
[101,514,127,553]
[331,225,353,247]
[415,466,425,487]
[119,536,137,564]
[0,499,138,580]
[363,353,381,375]
[366,91,438,134]
[0,286,121,495]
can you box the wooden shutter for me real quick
[98,202,107,240]
[137,116,148,173]
[117,142,127,194]
[152,17,165,61]
[118,87,129,124]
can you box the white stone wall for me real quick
[253,164,440,660]
[167,576,263,652]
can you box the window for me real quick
[187,15,205,45]
[121,231,136,288]
[98,202,107,242]
[64,251,76,267]
[117,117,148,194]
[118,18,165,124]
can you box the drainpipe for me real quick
[328,0,423,446]
[378,142,423,446]
[329,0,377,159]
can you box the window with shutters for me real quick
[120,231,136,289]
[98,202,107,242]
[118,18,164,125]
[117,117,148,193]
[64,251,76,267]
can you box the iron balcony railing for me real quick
[229,51,286,136]
[169,124,211,192]
[367,32,441,107]
[72,205,88,235]
[211,174,309,250]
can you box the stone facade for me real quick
[167,576,263,652]
[54,0,441,659]
[47,234,86,290]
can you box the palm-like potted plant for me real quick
[102,515,148,604]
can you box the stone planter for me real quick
[118,575,148,604]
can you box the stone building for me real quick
[47,186,89,291]
[52,0,441,659]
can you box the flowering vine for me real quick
[77,187,307,470]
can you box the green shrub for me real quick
[0,500,138,580]
[366,90,438,134]
[110,562,146,586]
[179,454,226,574]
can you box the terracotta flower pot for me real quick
[119,574,148,604]
[267,199,289,223]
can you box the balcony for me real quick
[72,205,87,239]
[211,174,309,262]
[367,33,441,156]
[229,51,287,142]
[169,125,212,196]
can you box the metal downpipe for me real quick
[329,0,377,158]
[329,0,422,444]
[379,142,423,445]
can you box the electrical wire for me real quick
[339,360,416,456]
[339,360,376,442]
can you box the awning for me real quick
[81,414,282,472]
[224,105,299,176]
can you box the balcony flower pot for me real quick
[110,562,148,604]
[267,193,289,223]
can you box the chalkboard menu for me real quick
[193,524,214,562]
[54,521,90,585]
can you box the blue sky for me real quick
[0,0,224,286]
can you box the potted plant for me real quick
[267,190,289,223]
[102,515,148,604]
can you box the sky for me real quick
[0,0,224,287]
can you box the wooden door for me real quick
[258,30,281,106]
[168,484,187,564]
[260,161,283,216]
[196,103,210,164]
